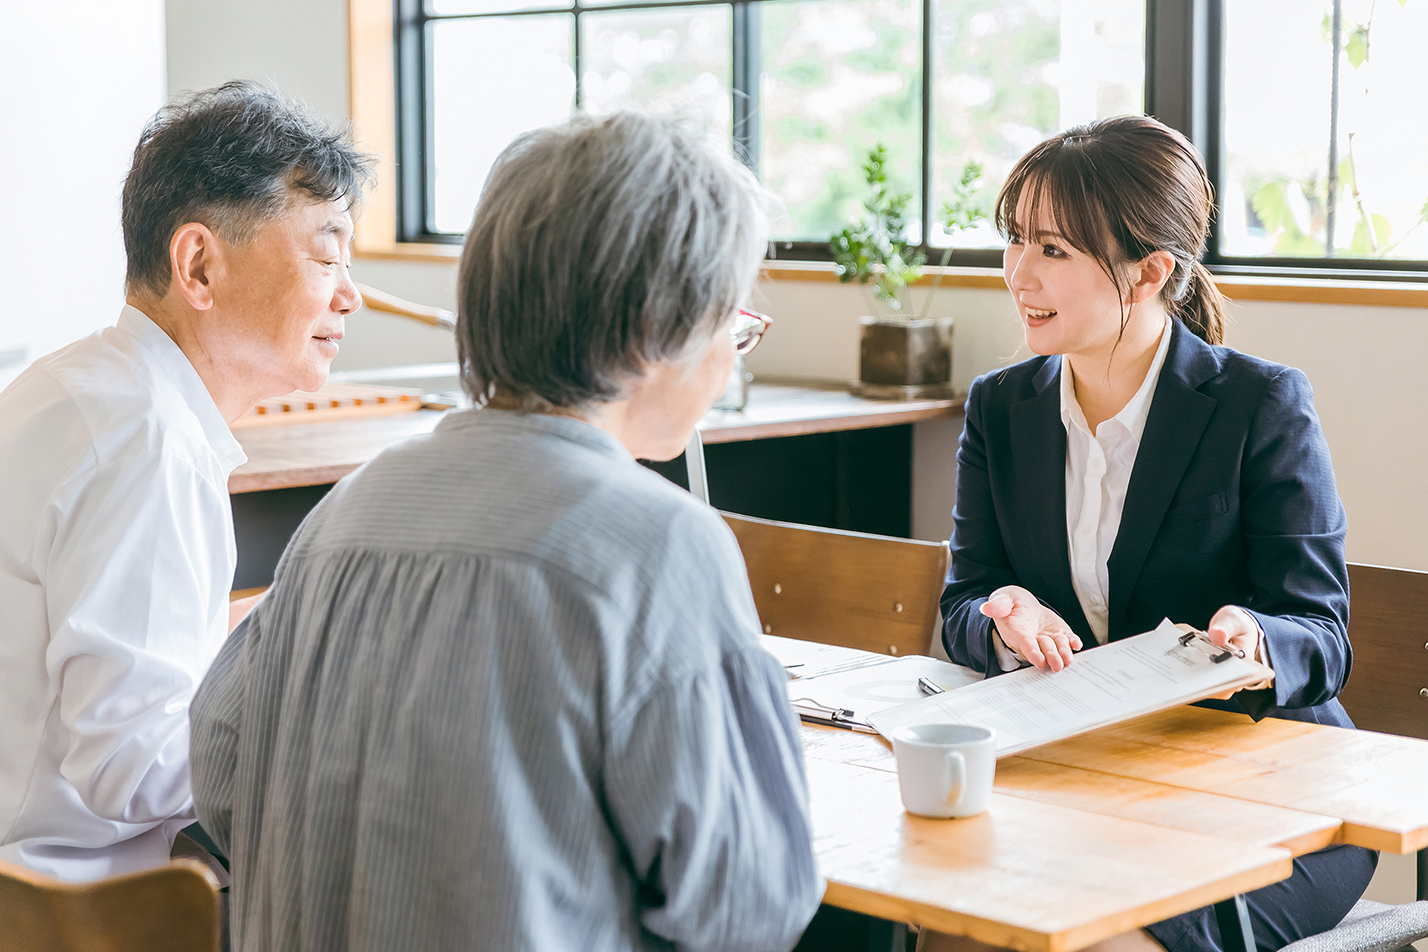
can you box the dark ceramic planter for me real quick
[855,316,955,399]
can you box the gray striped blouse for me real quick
[190,409,823,952]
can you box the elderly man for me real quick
[191,111,822,952]
[0,81,371,881]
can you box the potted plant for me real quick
[830,146,986,399]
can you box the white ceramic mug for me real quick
[891,723,997,818]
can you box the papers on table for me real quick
[868,618,1274,757]
[787,655,983,721]
[759,634,890,680]
[760,634,983,731]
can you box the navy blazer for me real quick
[941,320,1354,726]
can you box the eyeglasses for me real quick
[731,309,773,356]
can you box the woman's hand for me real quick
[1205,605,1261,660]
[1203,605,1264,698]
[980,586,1083,671]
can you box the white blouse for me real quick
[1061,317,1173,645]
[993,318,1171,670]
[0,306,245,881]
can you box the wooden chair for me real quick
[0,858,222,952]
[1276,562,1428,952]
[721,512,949,658]
[1339,562,1428,742]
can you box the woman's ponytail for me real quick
[1175,260,1226,346]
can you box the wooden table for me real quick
[800,706,1428,952]
[229,381,961,494]
[1020,706,1428,854]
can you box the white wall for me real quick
[0,1,168,390]
[165,0,350,120]
[1226,301,1428,572]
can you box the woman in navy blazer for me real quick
[926,118,1375,952]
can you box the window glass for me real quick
[430,15,576,233]
[581,5,733,145]
[760,0,922,241]
[429,0,556,15]
[928,0,1144,249]
[1221,1,1428,261]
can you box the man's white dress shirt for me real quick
[0,306,245,881]
[994,319,1172,670]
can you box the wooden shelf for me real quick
[230,381,963,494]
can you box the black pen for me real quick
[917,676,945,696]
[799,712,878,733]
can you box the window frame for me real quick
[367,0,1428,282]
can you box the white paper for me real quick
[759,634,893,680]
[787,655,984,721]
[868,618,1272,756]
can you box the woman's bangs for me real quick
[998,154,1106,259]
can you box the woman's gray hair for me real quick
[457,111,772,409]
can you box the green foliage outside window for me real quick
[1248,0,1426,259]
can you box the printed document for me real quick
[759,634,892,680]
[868,618,1273,756]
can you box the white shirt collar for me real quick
[116,305,246,470]
[1059,316,1174,442]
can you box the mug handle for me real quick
[943,750,966,808]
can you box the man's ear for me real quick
[1128,250,1176,304]
[169,222,221,311]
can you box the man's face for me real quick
[208,197,360,398]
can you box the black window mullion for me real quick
[396,0,428,242]
[1144,0,1211,146]
[732,1,761,173]
[572,5,583,111]
[919,0,932,249]
[1201,0,1226,267]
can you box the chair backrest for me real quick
[1340,562,1428,741]
[722,512,949,658]
[0,858,221,952]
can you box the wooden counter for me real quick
[229,381,963,494]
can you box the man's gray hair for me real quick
[457,111,772,409]
[123,81,374,298]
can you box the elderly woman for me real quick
[189,112,823,952]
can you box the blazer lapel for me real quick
[1008,356,1090,639]
[1106,323,1221,637]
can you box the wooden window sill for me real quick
[355,242,462,263]
[760,260,1428,309]
[355,247,1428,308]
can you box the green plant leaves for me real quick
[1346,25,1369,68]
[1320,11,1373,69]
[940,159,989,236]
[829,143,924,315]
[1349,213,1392,255]
[1250,177,1327,256]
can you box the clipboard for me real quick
[868,618,1275,756]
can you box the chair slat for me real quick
[722,512,948,658]
[1341,563,1428,741]
[0,858,221,952]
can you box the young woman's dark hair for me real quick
[994,115,1227,345]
